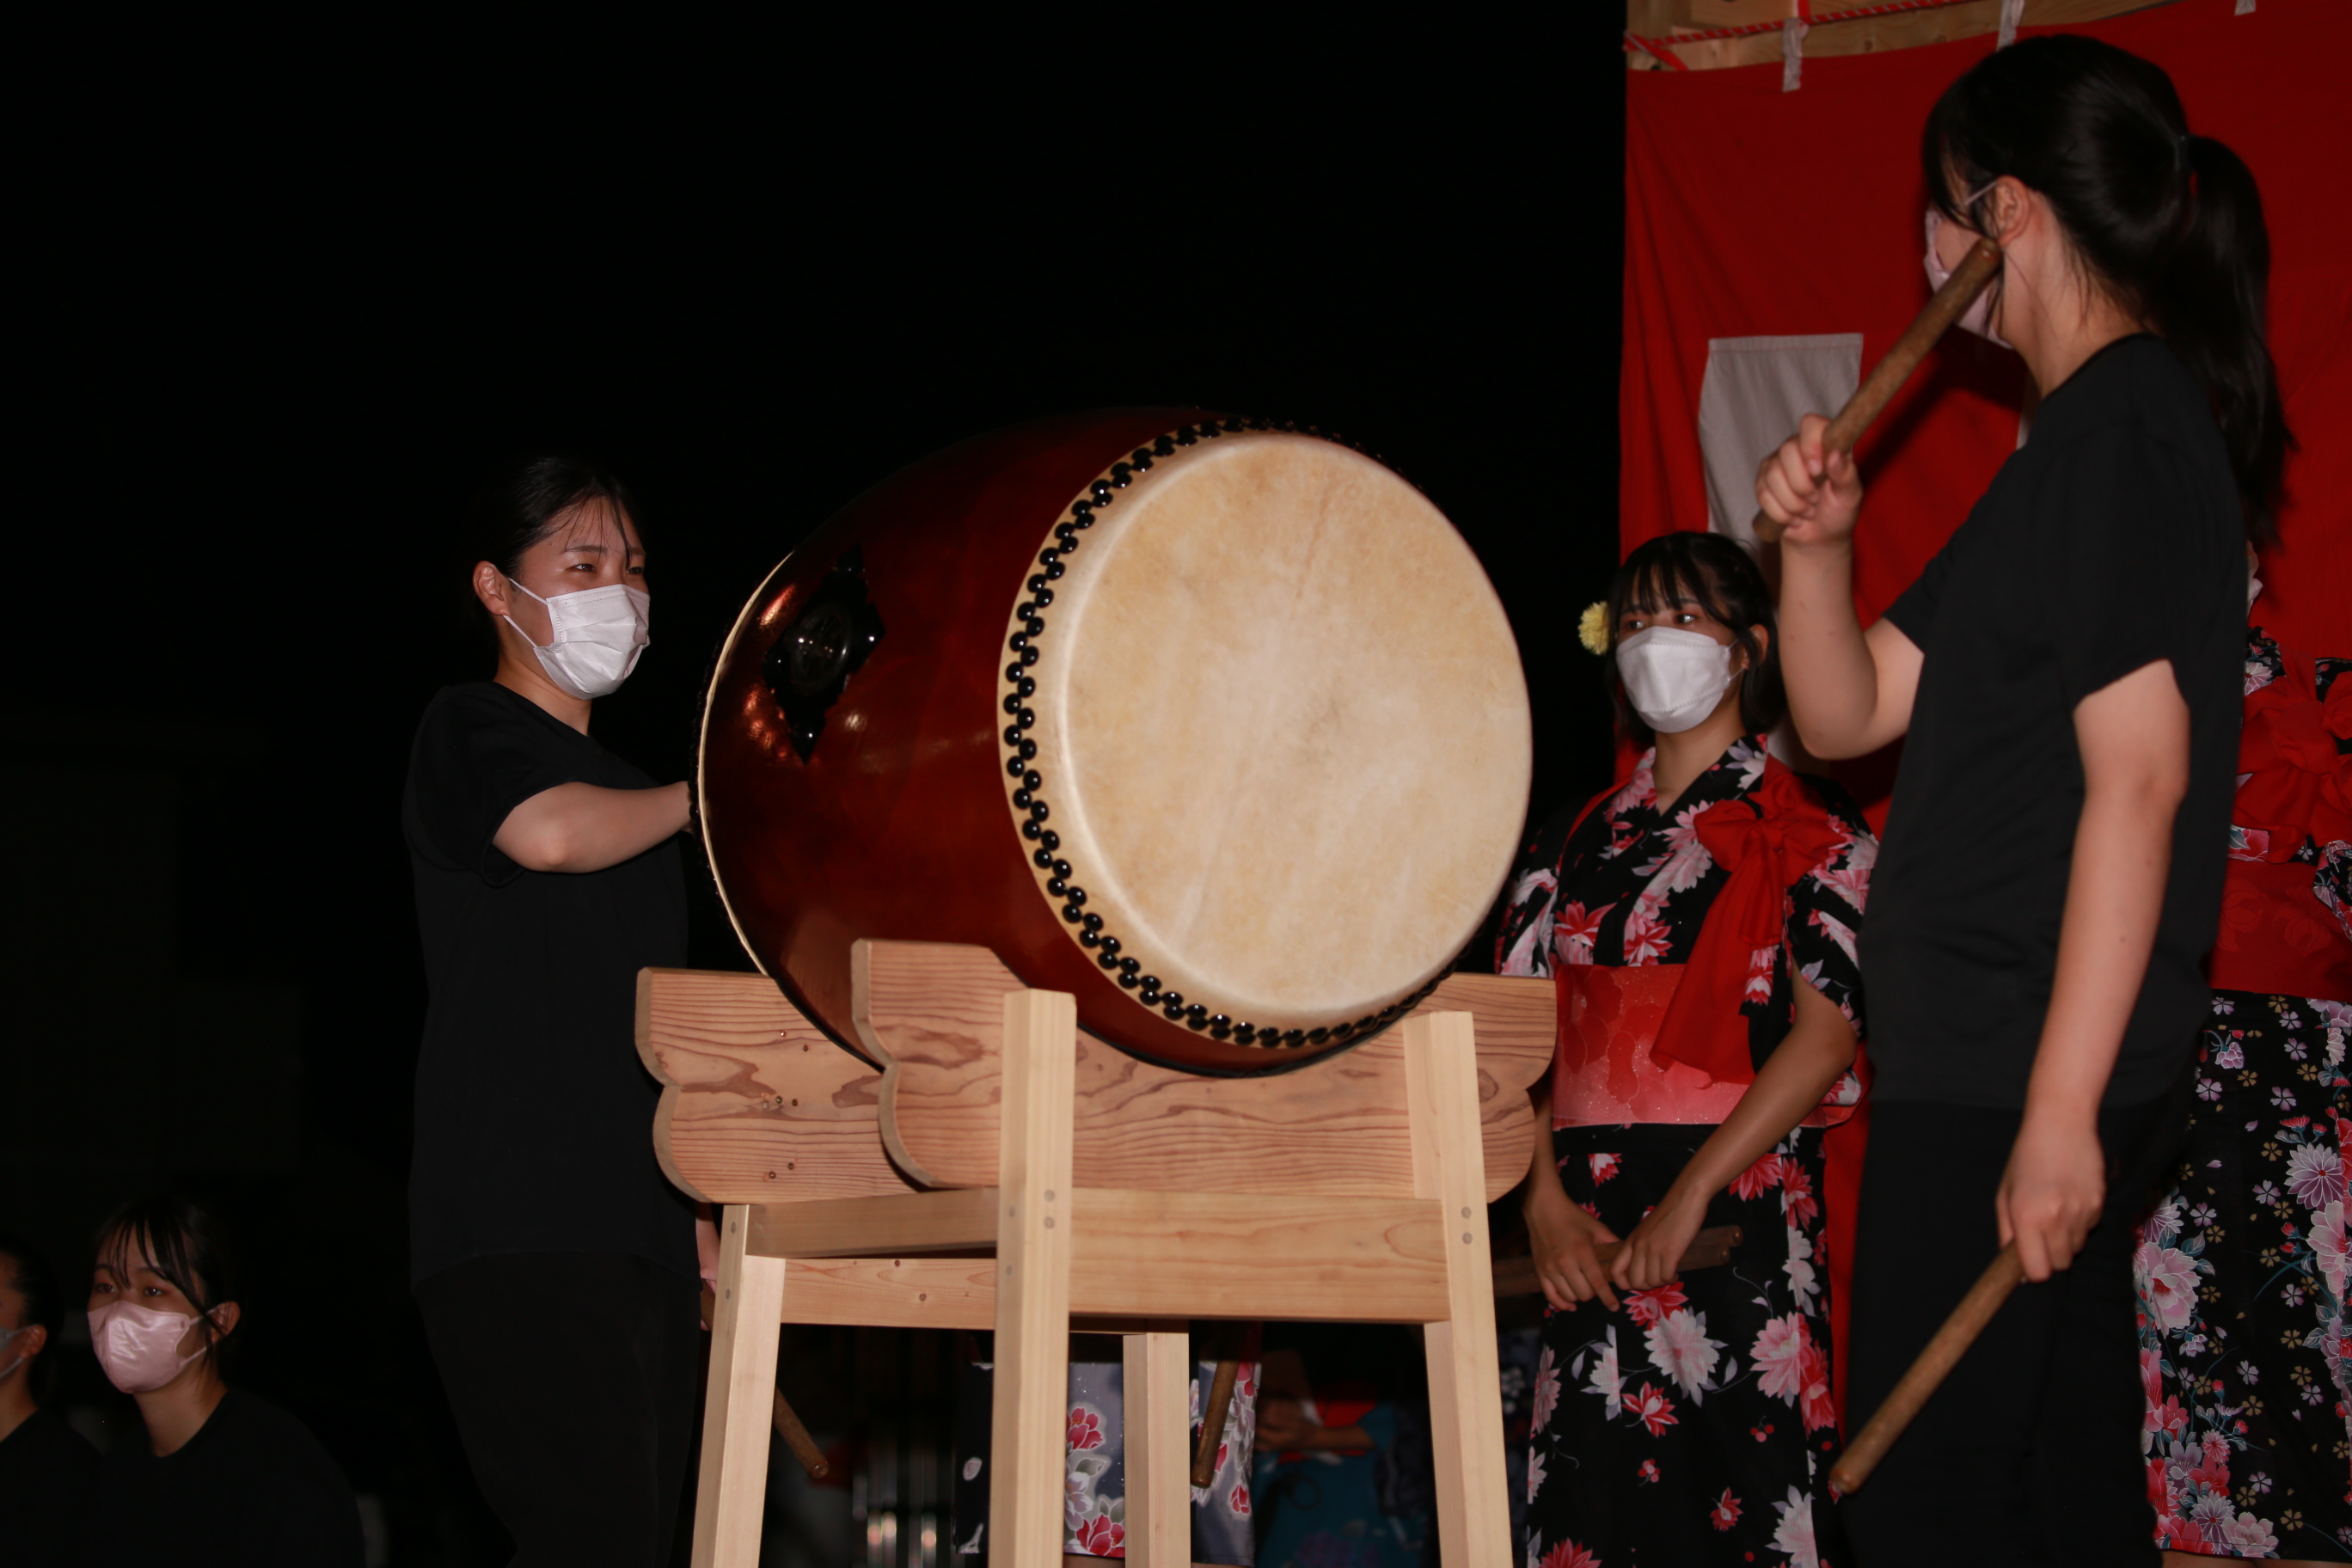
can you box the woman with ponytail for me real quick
[1755,34,2283,1565]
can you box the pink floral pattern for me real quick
[2135,989,2352,1560]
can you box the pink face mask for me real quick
[88,1300,208,1393]
[1924,183,2007,348]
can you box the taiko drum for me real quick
[698,409,1532,1075]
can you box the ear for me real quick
[14,1322,47,1361]
[209,1301,242,1340]
[1990,177,2035,248]
[1747,624,1771,668]
[472,561,513,619]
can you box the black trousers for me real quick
[1842,1093,2187,1568]
[417,1252,700,1568]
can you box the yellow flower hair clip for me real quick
[1577,601,1611,656]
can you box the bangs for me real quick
[1620,552,1734,624]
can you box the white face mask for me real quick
[0,1321,25,1381]
[504,578,651,701]
[1924,188,2007,349]
[1616,627,1737,735]
[88,1300,208,1394]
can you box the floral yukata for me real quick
[1497,736,1872,1568]
[2135,628,2351,1562]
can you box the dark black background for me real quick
[6,19,1626,1562]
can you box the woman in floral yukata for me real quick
[1499,530,1872,1568]
[2135,606,2349,1566]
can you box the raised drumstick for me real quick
[1828,1242,2024,1495]
[1754,235,2004,545]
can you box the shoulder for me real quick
[4,1407,101,1474]
[416,682,535,737]
[2031,338,2223,472]
[1785,771,1872,838]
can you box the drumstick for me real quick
[1828,1242,2024,1495]
[1491,1224,1744,1298]
[772,1387,832,1481]
[1753,235,2004,546]
[1191,1357,1242,1487]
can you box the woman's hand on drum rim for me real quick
[1608,1183,1708,1297]
[1523,1182,1622,1313]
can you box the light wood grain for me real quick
[1405,1012,1513,1568]
[1632,0,2172,71]
[1121,1327,1193,1568]
[748,1189,999,1258]
[856,941,1553,1201]
[989,988,1076,1567]
[637,968,912,1203]
[691,1206,788,1568]
[774,1255,999,1331]
[1066,1191,1449,1322]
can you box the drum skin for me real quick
[699,408,1527,1075]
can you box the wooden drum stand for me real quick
[640,940,1553,1567]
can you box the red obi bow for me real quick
[1648,765,1849,1085]
[2234,664,2352,861]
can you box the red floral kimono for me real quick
[2134,628,2351,1563]
[1497,735,1873,1568]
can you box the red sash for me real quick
[1547,758,1856,1125]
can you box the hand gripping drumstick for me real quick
[1828,1242,2024,1494]
[1753,236,2004,546]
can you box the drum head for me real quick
[1009,431,1530,1038]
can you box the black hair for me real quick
[1924,34,2290,543]
[1604,531,1782,745]
[461,455,643,658]
[0,1231,64,1404]
[91,1195,241,1378]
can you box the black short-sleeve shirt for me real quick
[95,1390,363,1567]
[1866,335,2243,1109]
[402,682,693,1288]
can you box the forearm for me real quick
[1523,1081,1566,1207]
[2022,784,2177,1128]
[1669,997,1856,1203]
[495,781,692,873]
[1774,545,1882,758]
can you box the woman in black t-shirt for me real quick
[1755,37,2287,1567]
[87,1196,362,1567]
[403,457,705,1567]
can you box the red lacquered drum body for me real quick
[699,410,1531,1075]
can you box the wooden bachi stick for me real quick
[1190,1357,1242,1488]
[771,1387,831,1481]
[1753,235,2004,545]
[1829,1242,2024,1495]
[1491,1224,1744,1298]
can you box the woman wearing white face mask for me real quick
[1495,530,1875,1568]
[1757,35,2281,1567]
[85,1197,361,1565]
[402,456,704,1567]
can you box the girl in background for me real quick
[87,1195,361,1565]
[2135,598,2349,1565]
[1500,530,1872,1567]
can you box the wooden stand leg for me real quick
[1404,1010,1510,1568]
[692,1204,787,1568]
[1120,1324,1191,1568]
[989,988,1077,1563]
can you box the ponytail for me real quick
[1923,34,2291,543]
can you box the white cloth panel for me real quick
[1697,334,1863,547]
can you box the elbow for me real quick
[499,822,580,873]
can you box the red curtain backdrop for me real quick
[1616,0,2352,1424]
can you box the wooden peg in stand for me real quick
[1190,1357,1242,1489]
